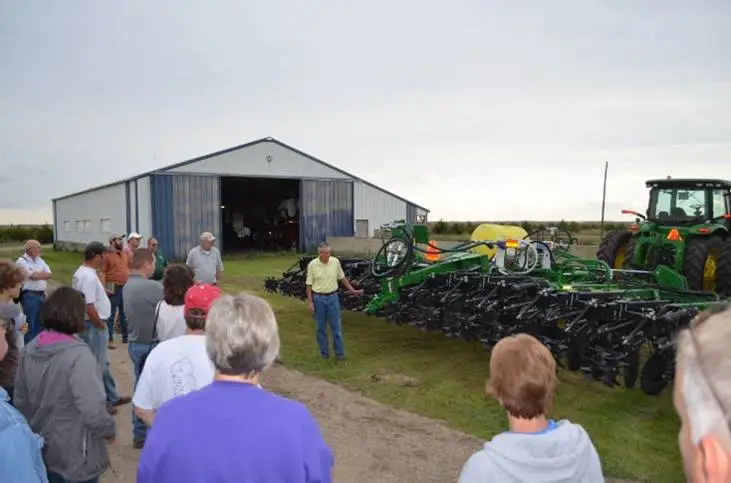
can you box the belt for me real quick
[313,291,337,296]
[21,290,45,296]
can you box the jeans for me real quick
[107,284,128,342]
[21,290,45,344]
[48,472,99,483]
[313,293,345,358]
[128,342,153,442]
[79,322,119,405]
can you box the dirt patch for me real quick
[369,371,420,387]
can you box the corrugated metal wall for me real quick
[150,174,221,259]
[300,179,354,251]
[406,203,417,224]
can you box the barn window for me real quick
[64,221,70,232]
[100,218,111,233]
[76,220,83,232]
[83,219,92,232]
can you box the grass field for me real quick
[0,247,682,482]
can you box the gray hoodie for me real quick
[0,302,22,388]
[14,335,116,481]
[458,420,605,483]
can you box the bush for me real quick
[0,224,54,244]
[432,220,449,234]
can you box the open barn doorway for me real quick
[220,177,300,252]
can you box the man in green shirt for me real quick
[305,242,363,361]
[148,238,168,281]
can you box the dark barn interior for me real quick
[220,177,300,252]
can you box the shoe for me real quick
[320,354,330,360]
[133,438,145,449]
[336,355,347,362]
[110,396,132,407]
[108,343,116,350]
[122,339,128,344]
[106,406,118,415]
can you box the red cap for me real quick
[184,283,222,318]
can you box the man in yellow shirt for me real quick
[305,242,363,361]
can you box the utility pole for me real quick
[599,161,609,239]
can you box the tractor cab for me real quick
[597,178,731,294]
[645,178,731,230]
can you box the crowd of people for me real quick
[0,234,730,482]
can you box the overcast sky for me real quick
[1,1,730,224]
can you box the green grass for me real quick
[0,248,681,482]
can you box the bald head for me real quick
[24,239,41,258]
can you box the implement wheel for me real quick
[596,230,633,270]
[640,352,672,396]
[683,236,722,292]
[717,239,731,297]
[623,349,640,389]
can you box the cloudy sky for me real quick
[1,1,730,224]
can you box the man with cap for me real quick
[124,232,144,266]
[132,283,222,428]
[100,234,131,347]
[185,232,224,285]
[73,241,131,414]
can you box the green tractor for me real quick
[597,178,731,295]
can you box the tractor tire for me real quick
[683,236,723,292]
[596,230,633,270]
[717,239,731,297]
[640,352,671,396]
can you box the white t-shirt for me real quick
[132,334,214,411]
[155,301,186,342]
[72,265,111,320]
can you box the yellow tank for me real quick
[470,224,529,258]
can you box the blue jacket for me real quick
[0,386,48,482]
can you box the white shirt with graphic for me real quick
[132,334,214,411]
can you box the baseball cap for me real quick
[184,283,222,318]
[127,232,143,240]
[84,241,109,260]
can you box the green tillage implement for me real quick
[364,221,724,314]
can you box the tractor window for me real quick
[712,189,730,218]
[649,188,707,221]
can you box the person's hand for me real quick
[308,301,314,313]
[348,288,364,296]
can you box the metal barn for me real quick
[52,138,429,258]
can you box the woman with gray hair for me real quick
[137,292,334,483]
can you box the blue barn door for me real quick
[300,180,354,252]
[150,174,221,260]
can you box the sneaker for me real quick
[320,354,330,360]
[133,438,145,449]
[336,355,347,362]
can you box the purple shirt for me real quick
[137,381,334,483]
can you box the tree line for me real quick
[0,224,55,244]
[429,220,629,236]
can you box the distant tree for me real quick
[432,220,448,234]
